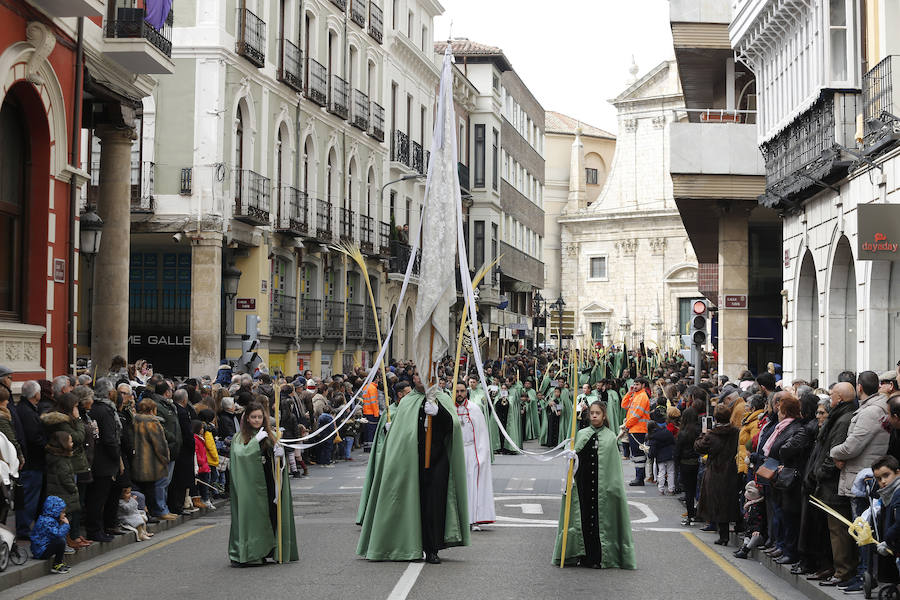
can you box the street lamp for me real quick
[223,264,242,301]
[532,291,544,349]
[551,294,565,349]
[79,209,103,263]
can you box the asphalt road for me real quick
[6,444,813,600]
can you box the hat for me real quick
[880,371,898,383]
[0,365,12,378]
[292,377,306,388]
[745,480,761,502]
[306,380,317,391]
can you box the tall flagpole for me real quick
[274,382,283,563]
[559,341,580,567]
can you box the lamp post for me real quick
[222,263,242,361]
[532,290,544,350]
[79,209,104,263]
[551,294,565,350]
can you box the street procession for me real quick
[6,0,900,598]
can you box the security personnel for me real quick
[621,377,651,486]
[361,380,380,452]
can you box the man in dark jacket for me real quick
[15,380,46,539]
[84,378,122,542]
[809,382,857,586]
[167,389,195,515]
[150,381,180,519]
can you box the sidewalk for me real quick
[0,502,221,593]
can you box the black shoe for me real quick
[714,538,728,546]
[775,555,796,565]
[791,564,814,575]
[88,532,114,543]
[146,516,160,524]
[680,517,693,527]
[105,528,127,536]
[734,548,749,559]
[628,480,645,487]
[424,552,441,564]
[699,524,717,532]
[770,549,783,559]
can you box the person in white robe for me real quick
[454,382,495,530]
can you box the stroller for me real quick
[0,480,26,571]
[855,474,900,599]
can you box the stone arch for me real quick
[404,305,414,360]
[233,92,256,174]
[366,165,376,219]
[795,250,819,382]
[826,236,857,382]
[326,145,340,206]
[301,133,318,196]
[300,257,320,297]
[0,41,67,179]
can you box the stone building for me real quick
[559,60,699,351]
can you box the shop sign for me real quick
[236,298,256,310]
[724,295,747,308]
[53,259,65,283]
[858,204,900,260]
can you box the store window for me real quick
[0,98,26,320]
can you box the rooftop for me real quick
[545,111,616,139]
[434,38,513,72]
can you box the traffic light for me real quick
[236,314,262,374]
[690,299,709,347]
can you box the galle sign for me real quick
[858,204,900,260]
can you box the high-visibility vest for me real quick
[362,382,379,417]
[623,389,651,434]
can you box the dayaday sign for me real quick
[858,204,900,260]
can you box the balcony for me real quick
[234,169,271,226]
[378,221,391,258]
[103,3,174,74]
[275,186,308,236]
[129,288,190,330]
[669,111,764,178]
[758,91,859,208]
[236,7,266,68]
[350,0,366,26]
[863,55,900,155]
[364,306,380,341]
[328,75,349,120]
[411,141,424,174]
[30,0,102,16]
[391,130,411,167]
[278,40,303,92]
[368,2,384,44]
[340,207,355,242]
[270,293,296,337]
[458,162,470,190]
[347,303,364,340]
[299,298,321,339]
[131,160,154,212]
[330,0,347,9]
[369,101,385,142]
[388,241,420,277]
[323,300,344,339]
[305,58,328,107]
[351,89,369,131]
[499,241,544,290]
[359,215,375,254]
[315,199,333,242]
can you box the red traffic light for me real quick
[692,300,707,315]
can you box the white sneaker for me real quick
[204,500,216,510]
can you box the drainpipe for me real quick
[68,17,85,374]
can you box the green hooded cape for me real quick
[605,389,625,432]
[505,382,524,451]
[523,387,539,440]
[356,390,470,561]
[228,435,298,564]
[557,388,574,444]
[552,425,636,569]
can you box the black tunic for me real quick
[575,431,601,567]
[545,406,560,448]
[494,397,510,452]
[418,403,452,554]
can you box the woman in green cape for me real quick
[553,401,636,569]
[228,401,298,566]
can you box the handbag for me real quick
[756,457,781,485]
[774,466,798,490]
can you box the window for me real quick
[392,0,398,29]
[474,124,485,187]
[421,26,427,52]
[491,129,498,191]
[492,73,499,92]
[407,10,413,38]
[0,98,26,319]
[586,167,598,185]
[474,220,485,267]
[589,256,607,280]
[590,322,606,342]
[491,223,498,282]
[829,0,848,81]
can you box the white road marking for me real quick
[503,477,536,491]
[503,503,544,515]
[495,515,558,526]
[339,486,363,489]
[386,562,425,600]
[640,527,687,532]
[628,501,659,524]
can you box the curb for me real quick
[0,502,225,593]
[751,548,844,600]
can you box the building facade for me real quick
[559,61,699,351]
[731,0,900,384]
[543,111,616,313]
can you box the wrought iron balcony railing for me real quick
[347,303,364,339]
[305,57,327,107]
[279,39,302,92]
[351,89,369,131]
[863,55,900,153]
[378,221,390,258]
[299,298,321,339]
[270,293,296,337]
[369,101,385,142]
[411,141,424,174]
[315,199,333,241]
[388,240,420,276]
[359,215,374,253]
[323,300,344,338]
[330,0,347,10]
[234,169,271,225]
[350,0,366,26]
[328,74,349,119]
[340,207,355,242]
[368,2,383,44]
[364,306,380,341]
[236,7,266,67]
[391,130,410,166]
[458,162,469,190]
[105,4,173,57]
[130,160,154,211]
[275,186,308,236]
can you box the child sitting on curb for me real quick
[30,496,71,574]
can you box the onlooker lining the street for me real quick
[16,380,45,539]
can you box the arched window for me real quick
[0,97,27,318]
[302,137,313,195]
[366,168,374,218]
[326,151,334,205]
[234,104,245,202]
[275,128,283,220]
[347,160,354,212]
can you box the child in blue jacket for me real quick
[30,496,71,574]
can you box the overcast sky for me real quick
[434,0,675,133]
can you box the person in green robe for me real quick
[604,385,625,433]
[467,377,487,414]
[553,401,636,569]
[523,380,540,441]
[228,401,298,567]
[356,378,470,564]
[540,385,562,447]
[505,378,524,452]
[557,384,574,444]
